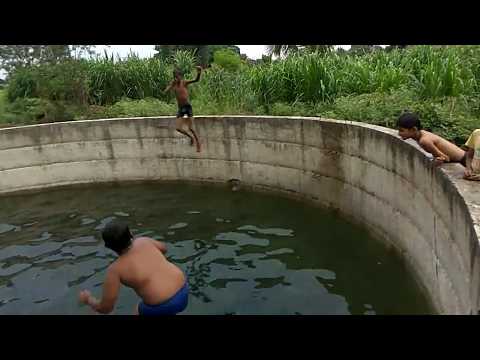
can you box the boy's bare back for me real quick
[111,238,185,305]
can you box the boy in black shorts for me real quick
[164,66,202,152]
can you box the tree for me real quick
[260,54,272,64]
[0,45,96,76]
[154,45,240,66]
[206,45,240,64]
[213,49,242,71]
[267,45,300,57]
[267,45,333,57]
[0,46,47,74]
[70,45,97,59]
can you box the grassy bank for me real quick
[1,46,479,144]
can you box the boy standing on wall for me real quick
[164,66,203,152]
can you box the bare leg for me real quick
[185,117,201,152]
[176,117,194,145]
[177,129,195,145]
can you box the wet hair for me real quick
[102,220,133,255]
[397,112,422,130]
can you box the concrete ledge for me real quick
[0,116,478,314]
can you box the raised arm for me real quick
[185,66,202,85]
[420,140,450,163]
[79,266,121,314]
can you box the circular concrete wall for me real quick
[0,116,478,314]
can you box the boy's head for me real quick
[102,220,133,255]
[397,112,422,140]
[173,68,183,81]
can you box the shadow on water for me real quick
[0,182,433,315]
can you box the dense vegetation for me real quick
[1,45,479,144]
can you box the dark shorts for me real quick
[460,153,467,167]
[138,281,189,316]
[176,103,193,118]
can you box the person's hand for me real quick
[434,157,445,166]
[464,168,473,178]
[79,290,91,305]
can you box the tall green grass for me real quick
[8,45,480,107]
[247,46,480,102]
[3,45,480,142]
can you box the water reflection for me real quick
[0,183,433,315]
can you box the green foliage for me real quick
[0,45,96,76]
[5,97,74,123]
[154,45,241,66]
[36,60,90,104]
[270,102,314,116]
[267,45,333,57]
[103,98,175,118]
[87,55,171,105]
[7,60,90,105]
[213,49,242,72]
[406,46,473,98]
[193,65,257,113]
[323,89,477,144]
[207,45,240,63]
[171,50,196,78]
[2,45,480,145]
[250,53,341,104]
[7,68,37,101]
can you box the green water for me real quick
[0,182,433,315]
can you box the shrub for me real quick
[213,49,242,72]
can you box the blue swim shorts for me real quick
[138,282,189,316]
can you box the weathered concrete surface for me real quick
[0,116,478,314]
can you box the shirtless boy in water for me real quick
[79,221,188,315]
[164,66,203,152]
[397,112,466,166]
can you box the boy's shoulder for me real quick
[134,236,153,243]
[418,131,436,144]
[131,237,155,250]
[107,258,121,272]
